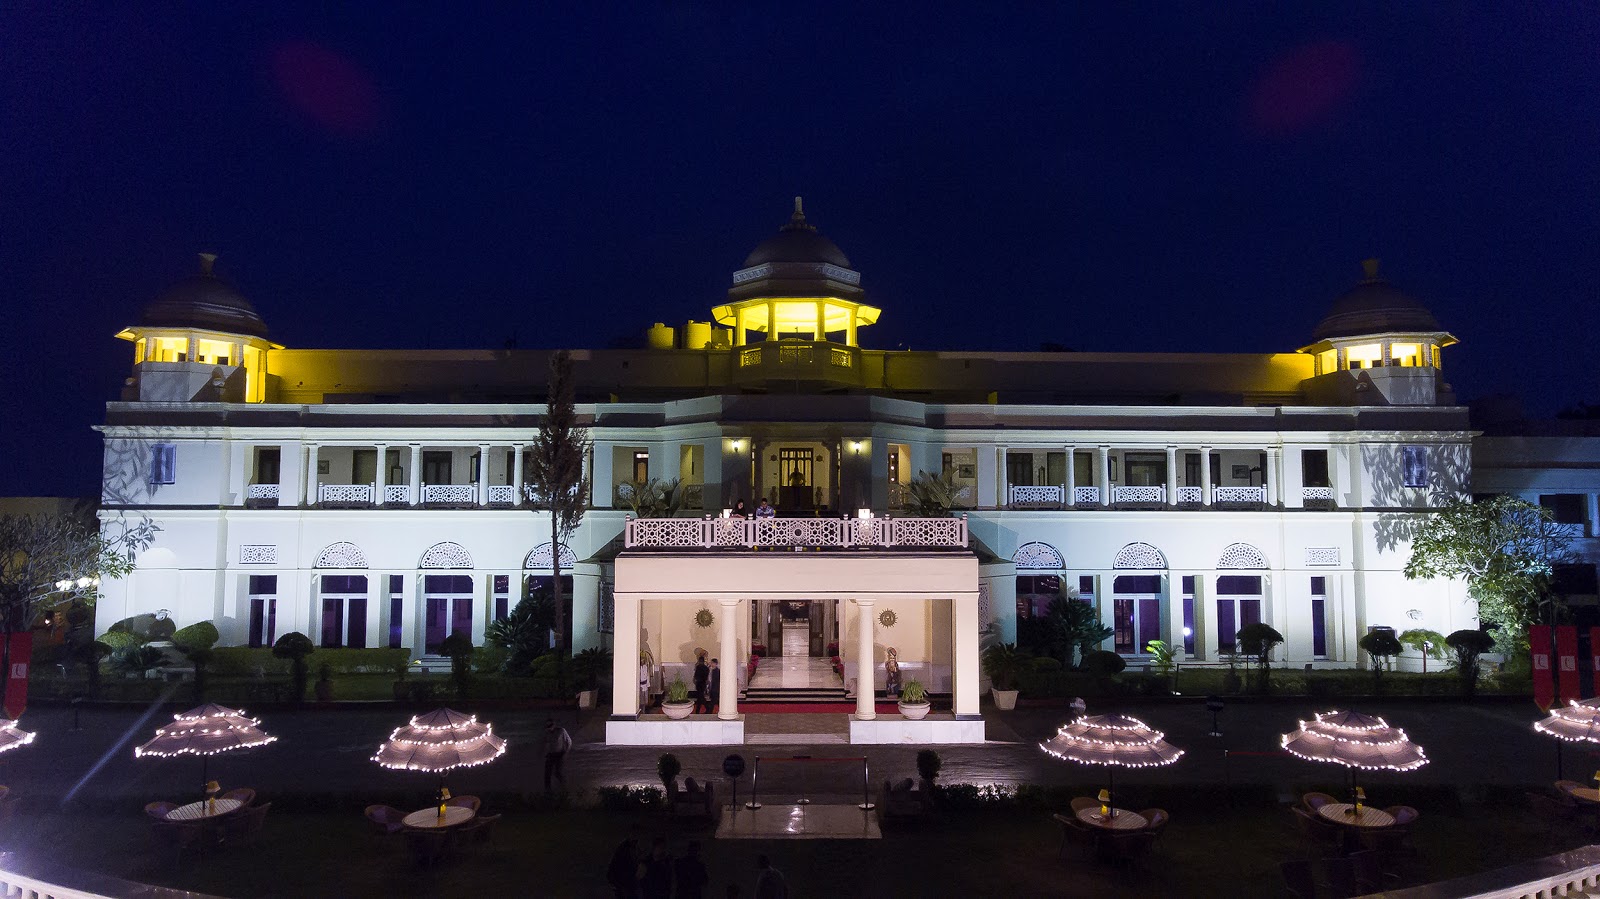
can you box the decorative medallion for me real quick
[879,609,897,628]
[1112,542,1166,570]
[1012,541,1065,571]
[419,541,474,569]
[1216,543,1269,570]
[694,609,714,629]
[314,541,367,569]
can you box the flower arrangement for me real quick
[826,641,839,657]
[830,655,844,677]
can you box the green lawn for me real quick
[12,786,1586,898]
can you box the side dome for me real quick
[743,198,851,268]
[1313,259,1441,341]
[140,253,269,339]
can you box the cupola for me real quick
[116,254,280,403]
[1299,260,1458,406]
[710,198,881,347]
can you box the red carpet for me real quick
[739,702,900,714]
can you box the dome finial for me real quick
[1361,257,1381,281]
[793,196,804,216]
[198,253,218,276]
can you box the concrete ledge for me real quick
[606,715,746,746]
[848,714,985,744]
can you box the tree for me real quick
[272,632,315,704]
[484,590,554,675]
[1397,628,1448,673]
[1236,623,1285,694]
[1404,496,1573,651]
[172,621,220,702]
[0,513,155,713]
[439,631,475,700]
[1445,629,1495,699]
[524,351,591,670]
[1358,630,1402,693]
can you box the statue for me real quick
[885,647,902,697]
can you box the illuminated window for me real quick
[248,575,277,648]
[1215,576,1263,654]
[197,339,234,365]
[1390,343,1421,367]
[1401,446,1429,488]
[1316,348,1336,375]
[388,575,405,649]
[1429,345,1442,368]
[1112,574,1161,654]
[1344,343,1382,369]
[149,444,176,485]
[320,575,368,648]
[150,337,189,362]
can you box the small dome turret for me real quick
[742,198,853,268]
[1312,259,1441,342]
[140,253,270,339]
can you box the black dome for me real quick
[1313,260,1441,341]
[743,199,852,269]
[141,254,269,339]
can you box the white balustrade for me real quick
[1176,486,1203,504]
[486,485,517,505]
[1301,486,1335,502]
[384,484,410,504]
[245,483,279,500]
[1112,485,1165,504]
[624,516,968,550]
[317,484,373,505]
[422,484,477,505]
[1008,485,1064,506]
[1073,486,1102,506]
[1213,486,1267,504]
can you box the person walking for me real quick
[692,652,711,715]
[674,841,710,899]
[753,854,787,899]
[707,659,722,715]
[606,828,641,898]
[543,718,571,794]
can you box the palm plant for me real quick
[906,470,961,517]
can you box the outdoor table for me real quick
[1564,786,1600,804]
[1076,807,1148,831]
[167,799,243,821]
[403,806,475,830]
[1317,803,1395,829]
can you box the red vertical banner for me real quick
[1590,627,1600,697]
[1531,625,1554,711]
[1557,626,1581,704]
[2,632,32,719]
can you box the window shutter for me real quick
[150,444,177,485]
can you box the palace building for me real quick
[96,199,1488,744]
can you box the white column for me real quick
[814,300,826,342]
[408,445,422,505]
[1201,446,1213,505]
[765,300,777,340]
[304,444,319,506]
[375,443,389,504]
[735,307,748,347]
[1064,446,1076,507]
[512,444,525,506]
[1164,445,1178,506]
[953,593,980,716]
[477,443,491,505]
[845,308,858,347]
[611,593,641,717]
[1097,446,1111,506]
[997,446,1009,507]
[855,598,876,720]
[718,598,740,720]
[1266,447,1282,506]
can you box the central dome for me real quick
[742,198,851,269]
[140,254,269,339]
[1313,259,1441,342]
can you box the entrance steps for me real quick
[741,687,850,704]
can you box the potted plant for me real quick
[573,646,612,709]
[982,642,1026,710]
[662,675,695,719]
[898,679,931,720]
[1145,639,1178,693]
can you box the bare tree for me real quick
[523,351,590,667]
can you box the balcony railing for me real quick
[1073,486,1102,506]
[318,484,373,506]
[246,483,279,501]
[1113,485,1166,505]
[1009,485,1063,507]
[1213,486,1267,504]
[422,484,477,505]
[625,515,969,550]
[1175,486,1203,505]
[486,485,517,506]
[384,484,410,505]
[1302,486,1335,504]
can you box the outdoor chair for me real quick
[881,778,930,824]
[1051,813,1098,860]
[404,828,451,867]
[445,795,481,813]
[145,801,178,821]
[1279,859,1318,899]
[1291,806,1341,855]
[664,776,718,826]
[1070,797,1099,815]
[220,801,270,846]
[365,804,407,836]
[1137,808,1169,844]
[1302,791,1338,812]
[221,788,256,807]
[463,813,501,844]
[1104,830,1156,866]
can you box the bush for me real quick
[917,749,942,783]
[657,752,681,784]
[473,644,510,675]
[97,631,142,652]
[1081,650,1126,677]
[272,632,315,703]
[439,632,475,700]
[171,622,220,653]
[107,614,175,642]
[1030,656,1063,673]
[1446,629,1496,698]
[598,785,663,811]
[111,644,165,675]
[207,647,409,678]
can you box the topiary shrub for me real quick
[1445,629,1495,699]
[1081,650,1126,677]
[916,749,942,785]
[657,752,682,786]
[1030,656,1064,672]
[98,631,142,652]
[439,631,475,700]
[111,643,165,676]
[272,632,315,704]
[171,621,220,653]
[1236,623,1285,694]
[1358,630,1403,694]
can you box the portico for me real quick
[606,550,983,745]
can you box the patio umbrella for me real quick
[0,719,36,755]
[372,708,506,795]
[135,703,277,797]
[1535,697,1600,744]
[1039,714,1184,815]
[1281,709,1427,800]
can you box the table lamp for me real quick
[1097,788,1110,817]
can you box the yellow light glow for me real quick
[1316,348,1336,376]
[1430,345,1442,369]
[710,298,881,333]
[1390,343,1421,367]
[1344,343,1382,369]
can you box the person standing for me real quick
[543,718,571,794]
[707,659,722,715]
[753,854,787,899]
[606,828,641,898]
[674,841,709,899]
[754,499,776,518]
[637,837,673,899]
[692,652,711,715]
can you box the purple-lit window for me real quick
[493,575,510,622]
[320,575,367,648]
[1181,575,1195,655]
[424,574,474,653]
[1112,575,1161,654]
[1216,575,1263,653]
[388,575,404,649]
[1311,576,1328,658]
[248,575,277,648]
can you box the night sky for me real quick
[3,5,1597,498]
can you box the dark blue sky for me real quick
[3,4,1597,497]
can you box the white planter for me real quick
[662,700,694,720]
[898,701,931,720]
[577,689,597,710]
[991,688,1019,710]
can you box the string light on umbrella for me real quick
[1281,709,1427,804]
[135,703,277,798]
[1039,713,1184,816]
[0,719,36,755]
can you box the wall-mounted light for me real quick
[850,441,863,453]
[730,439,743,452]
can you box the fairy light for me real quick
[135,705,276,758]
[1534,698,1600,744]
[372,708,508,772]
[1038,714,1186,769]
[1280,708,1428,772]
[0,719,36,755]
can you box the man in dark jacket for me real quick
[692,653,711,714]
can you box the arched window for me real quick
[314,541,367,569]
[419,542,473,570]
[523,543,577,571]
[1217,543,1269,570]
[1112,542,1166,570]
[1012,542,1065,571]
[1013,542,1066,620]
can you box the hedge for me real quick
[209,647,410,678]
[1016,665,1515,699]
